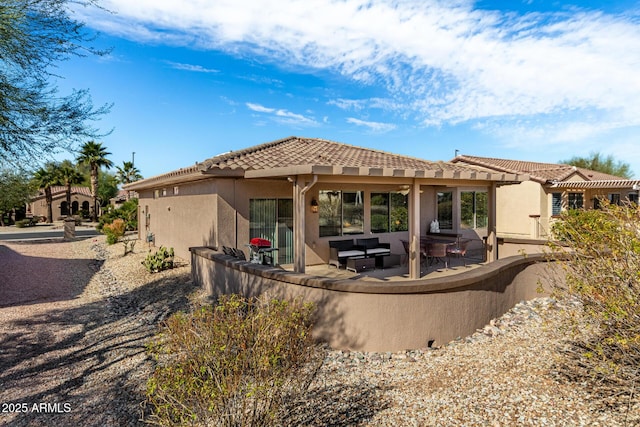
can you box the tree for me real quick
[32,165,60,223]
[0,169,34,226]
[76,141,113,221]
[97,171,119,207]
[0,0,111,168]
[57,164,84,216]
[548,203,640,410]
[115,161,143,185]
[559,152,633,179]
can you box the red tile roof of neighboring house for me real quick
[126,136,527,190]
[452,155,626,184]
[32,186,92,201]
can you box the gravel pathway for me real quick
[0,237,638,426]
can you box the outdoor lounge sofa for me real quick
[328,237,391,269]
[356,237,391,267]
[328,239,365,268]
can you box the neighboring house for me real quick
[28,186,93,220]
[109,189,138,208]
[451,155,640,252]
[125,136,527,278]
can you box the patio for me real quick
[289,248,485,281]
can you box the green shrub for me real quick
[15,218,36,228]
[98,198,138,231]
[142,246,174,273]
[547,201,640,409]
[145,295,321,426]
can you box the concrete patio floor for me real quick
[285,252,486,282]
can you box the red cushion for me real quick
[250,237,271,247]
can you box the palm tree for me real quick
[32,166,60,223]
[58,165,85,216]
[76,141,113,222]
[115,161,143,185]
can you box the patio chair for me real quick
[400,239,410,265]
[401,239,428,267]
[427,242,449,268]
[231,248,246,260]
[447,239,470,267]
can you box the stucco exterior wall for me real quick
[496,181,545,239]
[138,180,218,260]
[191,247,560,352]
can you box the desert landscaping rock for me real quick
[0,236,637,426]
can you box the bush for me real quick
[15,218,36,228]
[102,218,125,245]
[98,198,138,231]
[142,246,174,273]
[145,295,321,426]
[547,201,640,409]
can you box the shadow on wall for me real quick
[198,257,364,350]
[191,248,563,352]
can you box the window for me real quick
[371,192,408,233]
[628,192,639,204]
[568,192,583,210]
[162,188,167,197]
[609,193,621,205]
[437,191,453,230]
[319,190,364,237]
[461,191,487,229]
[154,189,160,199]
[551,193,562,215]
[173,186,179,195]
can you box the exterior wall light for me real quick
[310,198,319,213]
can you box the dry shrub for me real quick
[145,294,323,426]
[102,218,125,245]
[547,201,640,414]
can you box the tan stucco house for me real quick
[28,186,93,220]
[451,155,640,255]
[125,136,529,279]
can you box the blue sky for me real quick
[53,0,640,179]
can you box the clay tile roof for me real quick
[200,136,467,172]
[452,155,626,184]
[126,136,527,190]
[34,186,92,199]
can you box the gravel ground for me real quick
[0,236,638,426]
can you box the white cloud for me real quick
[347,117,396,133]
[78,0,640,145]
[246,103,275,113]
[166,61,219,73]
[246,102,319,126]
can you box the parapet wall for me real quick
[190,247,561,352]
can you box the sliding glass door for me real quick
[249,198,293,264]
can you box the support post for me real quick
[409,180,421,279]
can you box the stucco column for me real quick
[409,180,421,279]
[292,175,317,274]
[487,182,498,262]
[293,178,306,273]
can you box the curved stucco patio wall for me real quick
[190,247,561,352]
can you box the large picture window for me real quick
[461,191,487,229]
[371,192,408,233]
[319,190,364,237]
[437,191,453,230]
